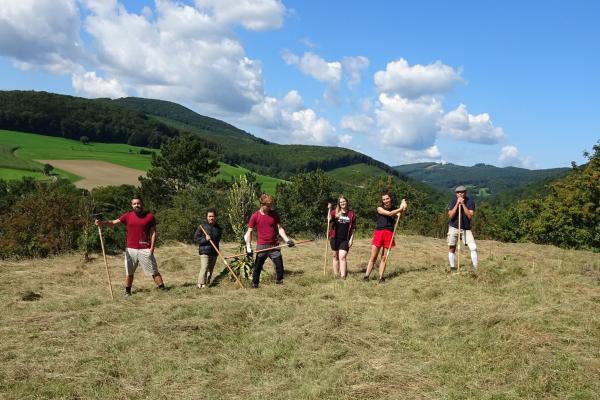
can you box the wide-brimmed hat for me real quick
[455,185,467,192]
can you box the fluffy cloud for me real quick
[340,114,375,133]
[396,146,442,164]
[498,145,535,168]
[374,58,463,98]
[194,0,286,31]
[80,0,267,112]
[342,56,370,87]
[282,51,342,85]
[248,91,345,145]
[282,51,369,103]
[0,0,82,73]
[0,0,286,112]
[374,93,443,150]
[72,70,127,98]
[439,104,505,144]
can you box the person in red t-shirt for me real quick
[244,194,294,288]
[95,197,166,296]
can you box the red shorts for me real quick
[372,229,395,249]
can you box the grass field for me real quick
[0,130,283,193]
[1,236,599,399]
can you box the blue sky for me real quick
[1,0,598,169]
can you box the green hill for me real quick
[0,130,282,193]
[112,97,403,179]
[394,162,569,197]
[0,90,408,184]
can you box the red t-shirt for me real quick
[248,210,280,245]
[118,211,156,249]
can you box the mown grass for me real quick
[1,236,599,399]
[0,144,42,171]
[0,130,281,192]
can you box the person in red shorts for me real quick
[244,194,294,288]
[95,197,166,296]
[363,193,407,282]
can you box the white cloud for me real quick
[342,56,370,88]
[340,114,375,133]
[374,93,443,150]
[439,104,505,144]
[374,58,463,98]
[394,145,443,164]
[82,0,266,113]
[194,0,286,31]
[282,50,342,85]
[248,91,346,145]
[72,70,127,98]
[498,145,535,168]
[0,0,82,73]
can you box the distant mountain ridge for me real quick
[394,162,570,196]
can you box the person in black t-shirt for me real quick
[328,196,357,279]
[447,185,478,271]
[363,193,407,281]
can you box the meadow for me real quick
[0,130,283,192]
[1,236,599,399]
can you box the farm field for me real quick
[1,236,599,399]
[0,130,283,193]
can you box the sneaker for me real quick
[251,282,259,289]
[123,291,131,297]
[378,277,386,284]
[363,275,369,281]
[197,284,205,289]
[275,279,283,285]
[449,267,458,274]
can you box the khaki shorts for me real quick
[447,227,476,247]
[124,248,159,276]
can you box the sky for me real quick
[0,0,598,169]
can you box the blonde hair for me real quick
[259,194,273,206]
[335,195,349,217]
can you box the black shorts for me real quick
[330,238,350,252]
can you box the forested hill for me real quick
[113,97,270,145]
[112,96,401,179]
[394,162,570,197]
[0,90,403,181]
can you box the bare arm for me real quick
[277,224,291,243]
[244,227,253,251]
[95,218,122,228]
[149,225,157,254]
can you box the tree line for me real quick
[0,135,597,259]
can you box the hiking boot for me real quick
[378,277,386,284]
[362,275,369,282]
[123,290,131,298]
[251,282,259,289]
[275,279,284,285]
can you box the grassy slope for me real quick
[0,130,282,192]
[327,163,389,186]
[1,237,599,399]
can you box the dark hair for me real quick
[131,196,143,204]
[380,192,395,208]
[206,208,217,216]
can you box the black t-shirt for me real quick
[334,213,351,239]
[375,206,396,231]
[447,197,476,230]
